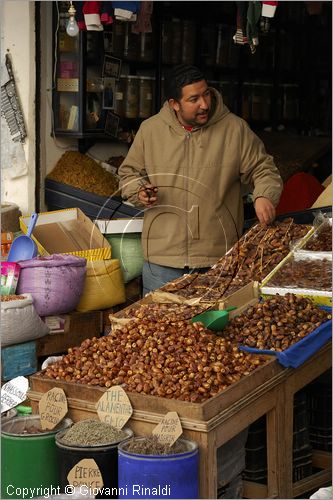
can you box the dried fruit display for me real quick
[47,151,119,197]
[268,258,332,291]
[43,318,266,403]
[121,302,208,322]
[303,222,332,252]
[1,294,25,301]
[161,219,311,303]
[223,294,331,351]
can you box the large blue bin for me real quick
[118,437,199,499]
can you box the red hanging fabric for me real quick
[275,172,325,215]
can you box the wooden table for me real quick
[28,343,331,499]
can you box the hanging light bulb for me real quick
[66,2,79,37]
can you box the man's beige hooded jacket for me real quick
[119,88,283,268]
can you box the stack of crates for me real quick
[244,389,313,484]
[243,416,267,484]
[307,371,332,452]
[292,390,312,482]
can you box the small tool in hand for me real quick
[139,178,158,202]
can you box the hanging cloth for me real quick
[233,1,248,45]
[246,1,262,52]
[260,1,278,33]
[132,1,153,34]
[83,1,103,31]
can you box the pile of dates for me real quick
[223,294,331,351]
[268,258,332,291]
[303,222,332,252]
[44,315,266,403]
[121,302,207,322]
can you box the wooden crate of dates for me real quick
[155,219,312,306]
[295,218,332,258]
[28,294,331,498]
[261,252,332,306]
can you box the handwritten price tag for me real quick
[39,388,68,430]
[152,411,182,446]
[67,458,103,490]
[96,386,132,429]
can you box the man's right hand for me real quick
[138,183,158,207]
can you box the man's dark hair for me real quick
[165,65,206,101]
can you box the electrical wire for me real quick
[48,1,75,151]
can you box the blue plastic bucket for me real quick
[118,437,199,499]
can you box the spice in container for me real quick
[57,419,128,446]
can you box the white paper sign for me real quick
[1,376,29,413]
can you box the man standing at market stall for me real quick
[119,64,283,294]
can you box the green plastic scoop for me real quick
[191,306,237,331]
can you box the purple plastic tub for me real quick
[17,254,86,316]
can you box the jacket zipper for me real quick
[184,131,191,267]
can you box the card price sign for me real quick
[96,385,133,429]
[39,387,68,430]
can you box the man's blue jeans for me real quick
[142,261,210,295]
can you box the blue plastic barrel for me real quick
[118,437,199,499]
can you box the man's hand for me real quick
[254,196,276,225]
[138,183,158,208]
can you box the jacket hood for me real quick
[158,87,230,134]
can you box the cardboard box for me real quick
[94,218,143,234]
[20,208,111,261]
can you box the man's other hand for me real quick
[254,196,276,225]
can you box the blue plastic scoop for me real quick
[191,306,237,331]
[7,213,38,262]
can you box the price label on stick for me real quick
[39,388,68,430]
[67,458,104,490]
[152,411,182,446]
[96,386,133,430]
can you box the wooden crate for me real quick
[36,311,103,357]
[2,340,37,381]
[28,343,331,499]
[102,277,142,331]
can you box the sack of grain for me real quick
[16,254,86,316]
[1,294,49,346]
[76,259,125,312]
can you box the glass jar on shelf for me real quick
[201,25,216,66]
[114,78,126,117]
[219,80,235,111]
[124,23,139,60]
[139,32,154,62]
[124,76,139,119]
[139,77,154,118]
[283,84,300,120]
[181,20,196,65]
[242,83,252,121]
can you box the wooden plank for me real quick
[36,311,103,357]
[292,469,332,498]
[312,450,332,470]
[243,481,269,499]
